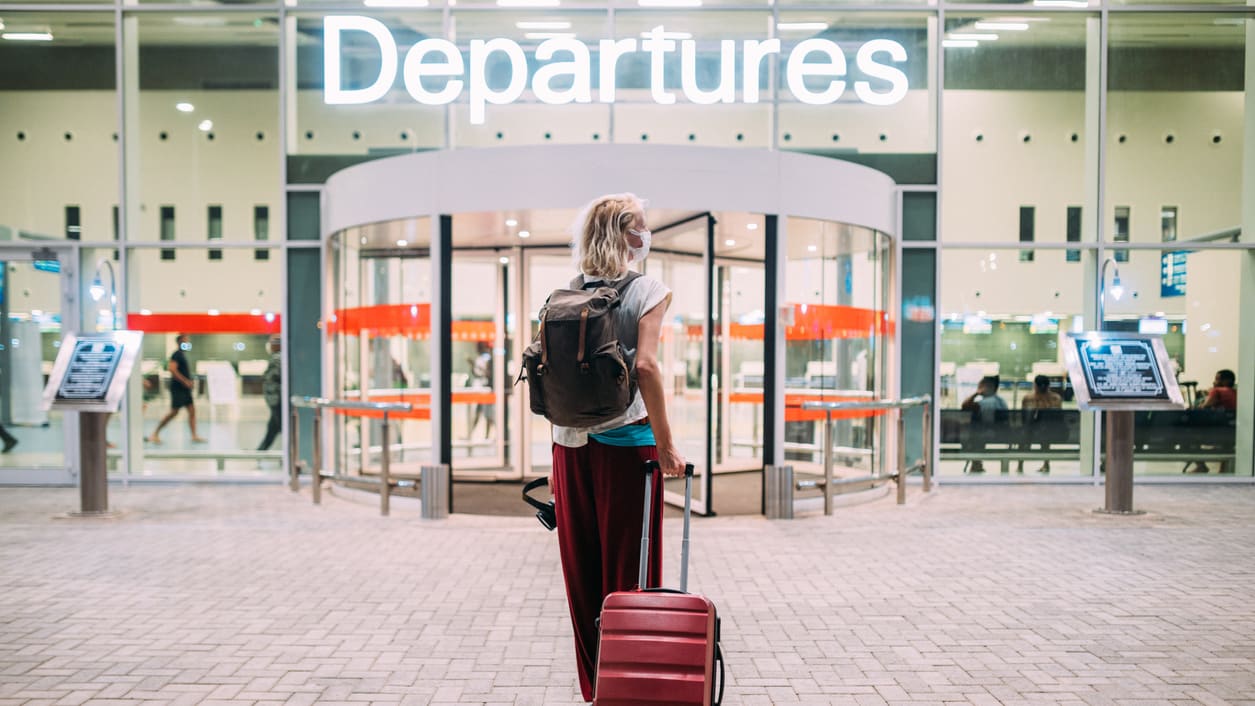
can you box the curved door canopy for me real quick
[322,145,898,239]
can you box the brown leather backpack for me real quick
[520,272,642,428]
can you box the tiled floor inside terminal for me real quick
[2,483,1255,705]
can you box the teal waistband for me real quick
[589,422,656,447]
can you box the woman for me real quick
[550,193,686,702]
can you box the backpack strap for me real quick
[573,270,643,293]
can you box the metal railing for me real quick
[289,396,446,517]
[795,395,933,515]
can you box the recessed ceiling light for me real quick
[640,30,692,39]
[176,102,194,112]
[525,32,576,40]
[197,119,213,131]
[2,32,53,41]
[943,39,979,48]
[948,33,998,41]
[725,239,736,246]
[516,21,572,30]
[776,22,829,32]
[505,218,519,227]
[807,245,818,252]
[499,256,510,264]
[974,21,1029,31]
[746,223,759,230]
[396,239,408,247]
[208,309,221,316]
[518,230,531,239]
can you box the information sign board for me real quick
[42,331,144,413]
[1159,251,1187,297]
[1063,332,1185,411]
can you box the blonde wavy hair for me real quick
[572,193,643,280]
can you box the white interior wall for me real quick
[128,248,283,313]
[292,88,934,152]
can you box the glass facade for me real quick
[0,0,1251,489]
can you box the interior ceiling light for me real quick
[943,39,979,48]
[497,0,560,7]
[198,119,213,131]
[518,230,531,239]
[499,256,510,264]
[640,30,692,39]
[746,223,759,230]
[948,32,999,41]
[807,245,817,252]
[505,218,519,227]
[974,21,1029,31]
[525,32,576,40]
[2,32,53,41]
[363,0,430,6]
[396,239,408,247]
[176,102,195,112]
[516,21,572,30]
[776,22,829,32]
[725,239,736,247]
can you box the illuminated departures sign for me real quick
[324,16,910,124]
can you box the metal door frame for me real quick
[0,243,80,486]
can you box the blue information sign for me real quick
[1160,251,1186,297]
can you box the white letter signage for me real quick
[323,17,911,124]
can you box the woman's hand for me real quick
[657,444,686,477]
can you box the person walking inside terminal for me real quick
[546,193,685,702]
[1019,374,1063,475]
[147,334,206,445]
[1187,369,1237,475]
[256,336,283,451]
[961,375,1008,474]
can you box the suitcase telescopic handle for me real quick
[639,460,695,593]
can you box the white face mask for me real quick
[627,228,651,263]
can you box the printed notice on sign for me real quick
[43,331,144,413]
[1075,338,1167,399]
[56,339,124,402]
[1063,333,1183,411]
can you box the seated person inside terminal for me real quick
[961,375,1008,474]
[1019,375,1063,475]
[1187,369,1237,475]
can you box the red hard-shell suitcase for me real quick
[593,461,725,706]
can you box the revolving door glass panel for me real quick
[783,220,892,484]
[331,220,432,480]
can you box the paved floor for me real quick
[2,484,1255,705]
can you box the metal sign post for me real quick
[1063,332,1185,515]
[42,331,144,517]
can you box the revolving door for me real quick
[321,145,901,515]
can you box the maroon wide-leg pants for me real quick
[551,440,663,702]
